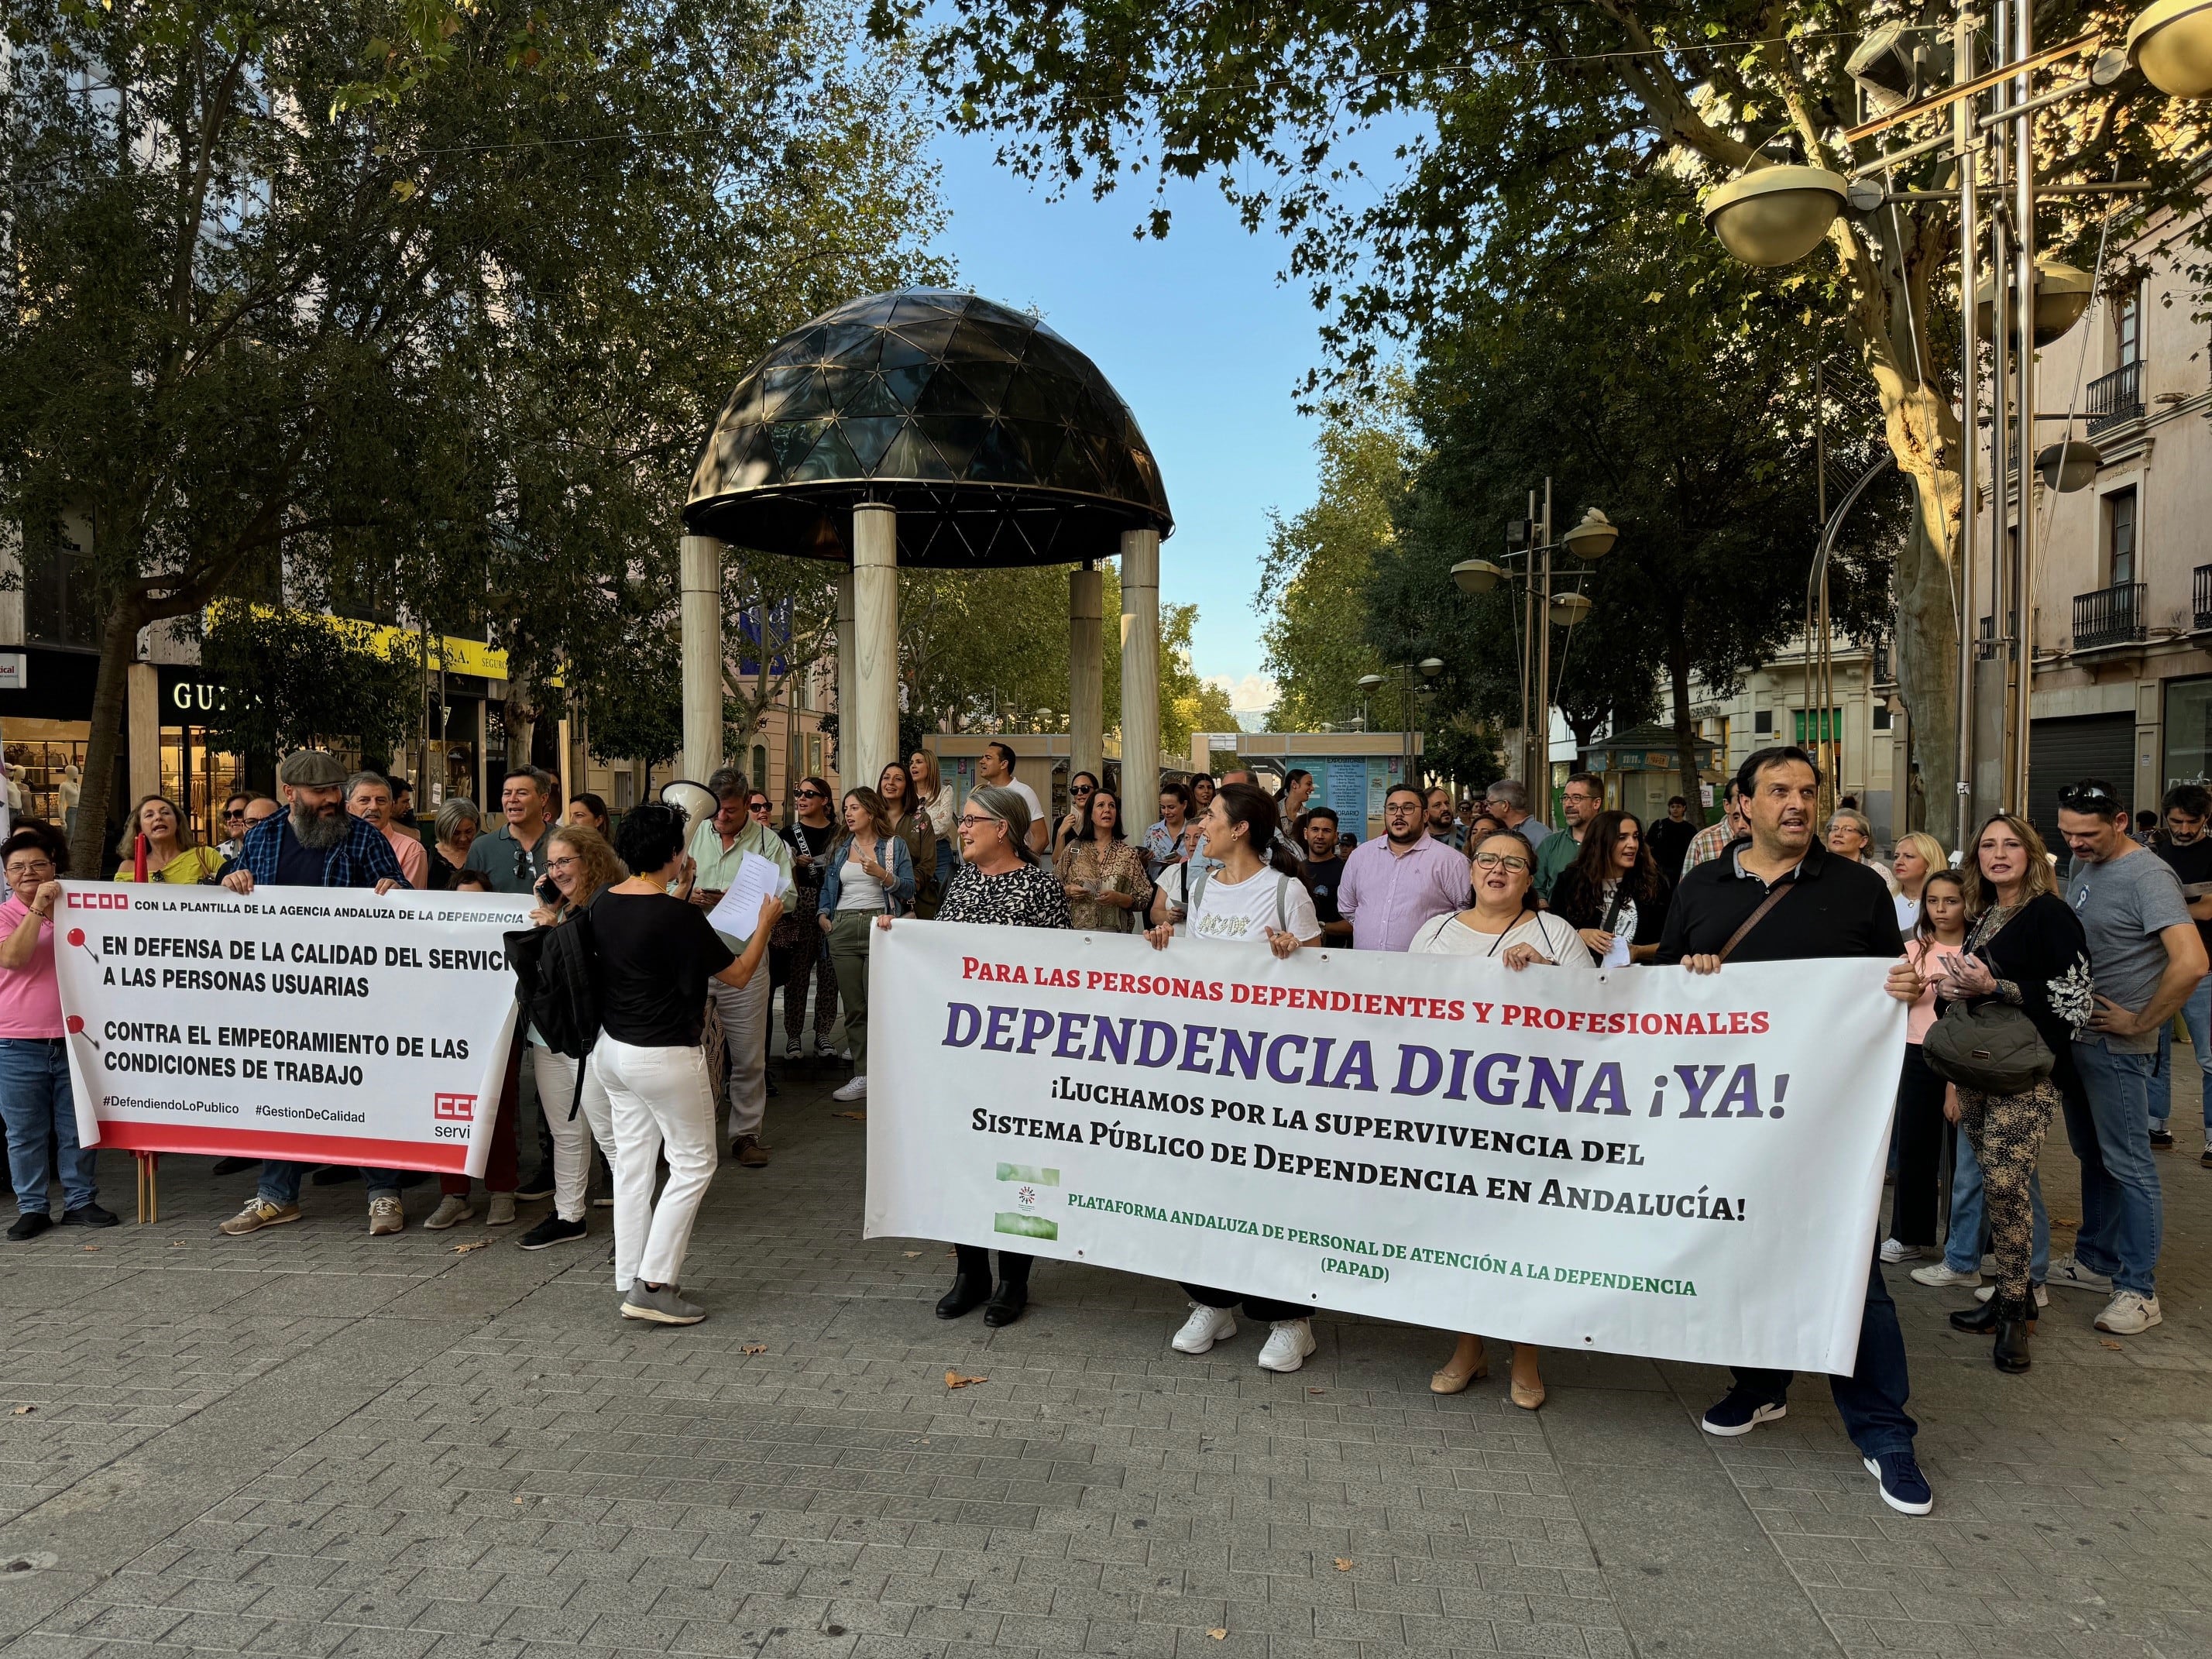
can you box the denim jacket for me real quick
[819,833,916,916]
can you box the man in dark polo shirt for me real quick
[1654,745,1931,1515]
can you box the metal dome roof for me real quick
[684,289,1173,567]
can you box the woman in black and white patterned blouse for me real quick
[874,785,1068,1326]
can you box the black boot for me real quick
[982,1276,1029,1327]
[1993,1297,2033,1373]
[1949,1297,1999,1334]
[936,1272,990,1319]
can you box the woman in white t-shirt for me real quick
[1142,782,1325,1372]
[1413,829,1596,1412]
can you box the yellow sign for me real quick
[211,604,509,682]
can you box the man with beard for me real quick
[215,750,410,1238]
[1654,745,1932,1515]
[1336,785,1468,951]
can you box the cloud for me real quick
[1206,673,1280,722]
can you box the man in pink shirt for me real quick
[346,771,428,890]
[1337,784,1471,951]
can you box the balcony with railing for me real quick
[2196,565,2212,630]
[2085,360,2145,436]
[2073,581,2148,648]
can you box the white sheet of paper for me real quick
[1601,931,1631,969]
[705,850,781,940]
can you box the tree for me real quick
[1375,182,1898,823]
[1255,379,1416,732]
[875,0,2207,841]
[198,606,424,769]
[1159,602,1234,768]
[2,0,943,878]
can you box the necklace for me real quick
[638,874,671,895]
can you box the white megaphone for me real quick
[658,779,717,829]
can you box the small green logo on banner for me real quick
[994,1211,1058,1239]
[992,1164,1060,1238]
[995,1163,1060,1185]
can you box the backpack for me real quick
[503,903,602,1116]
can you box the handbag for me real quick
[1919,940,2055,1094]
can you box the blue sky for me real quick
[932,128,1331,717]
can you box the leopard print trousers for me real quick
[1955,1077,2058,1305]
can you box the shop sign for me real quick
[0,652,26,691]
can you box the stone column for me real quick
[1069,565,1104,784]
[679,533,724,781]
[836,570,857,787]
[1118,527,1160,803]
[850,505,899,796]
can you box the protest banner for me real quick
[866,921,1905,1372]
[54,881,531,1177]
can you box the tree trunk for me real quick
[70,607,147,881]
[1666,637,1707,830]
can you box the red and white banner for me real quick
[54,882,529,1176]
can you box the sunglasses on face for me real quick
[748,802,771,814]
[796,789,825,800]
[1071,784,1094,795]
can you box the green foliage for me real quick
[1159,602,1232,766]
[2,0,945,875]
[1255,377,1415,732]
[899,563,1124,736]
[199,607,424,761]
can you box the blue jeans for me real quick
[1730,1249,1916,1458]
[2148,976,2212,1133]
[0,1037,96,1215]
[1943,1124,2051,1281]
[258,1160,400,1207]
[2068,1040,2163,1296]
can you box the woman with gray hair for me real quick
[871,783,1070,1326]
[429,799,483,892]
[1826,807,1897,895]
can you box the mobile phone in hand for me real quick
[534,875,560,905]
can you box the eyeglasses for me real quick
[547,856,580,873]
[1384,802,1420,815]
[1470,852,1532,874]
[1071,783,1094,795]
[957,812,1003,830]
[6,860,55,878]
[748,801,771,814]
[223,810,248,823]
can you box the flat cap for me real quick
[277,750,348,788]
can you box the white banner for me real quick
[54,882,532,1177]
[867,922,1905,1372]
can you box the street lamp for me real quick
[2128,0,2212,96]
[1451,489,1618,788]
[1361,661,1442,786]
[1701,164,1851,266]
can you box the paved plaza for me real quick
[2,1042,2210,1659]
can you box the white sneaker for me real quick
[831,1076,867,1102]
[1878,1238,1924,1264]
[1910,1262,1981,1288]
[2048,1256,2114,1293]
[423,1194,473,1231]
[2094,1290,2162,1334]
[1973,1283,2049,1308]
[785,1039,802,1060]
[1170,1304,1236,1354]
[1257,1319,1317,1372]
[839,1046,854,1061]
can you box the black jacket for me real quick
[1654,840,1901,963]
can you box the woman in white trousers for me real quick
[518,826,625,1252]
[591,803,780,1324]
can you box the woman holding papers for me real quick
[819,787,915,1107]
[1548,811,1668,967]
[1143,783,1324,1372]
[592,804,781,1326]
[1413,829,1597,1410]
[517,825,625,1252]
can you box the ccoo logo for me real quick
[65,892,129,910]
[433,1093,476,1122]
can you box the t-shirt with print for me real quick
[1303,856,1347,926]
[2067,847,2194,1053]
[0,898,62,1037]
[2155,833,2212,953]
[1185,866,1321,944]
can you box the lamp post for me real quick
[1700,7,2212,833]
[1360,661,1444,786]
[1451,483,1619,790]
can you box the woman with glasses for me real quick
[819,787,915,1106]
[1549,810,1670,967]
[908,750,957,902]
[779,777,842,1061]
[591,803,781,1324]
[1826,808,1897,894]
[877,762,940,918]
[1931,813,2093,1372]
[1052,771,1101,859]
[1055,787,1149,933]
[0,826,113,1237]
[112,794,223,884]
[513,826,626,1252]
[429,799,482,892]
[1415,829,1595,1408]
[873,785,1070,1327]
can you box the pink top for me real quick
[1905,938,1961,1044]
[0,896,64,1038]
[383,823,428,890]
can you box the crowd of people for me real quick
[5,737,2208,1521]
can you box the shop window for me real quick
[2163,675,2212,791]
